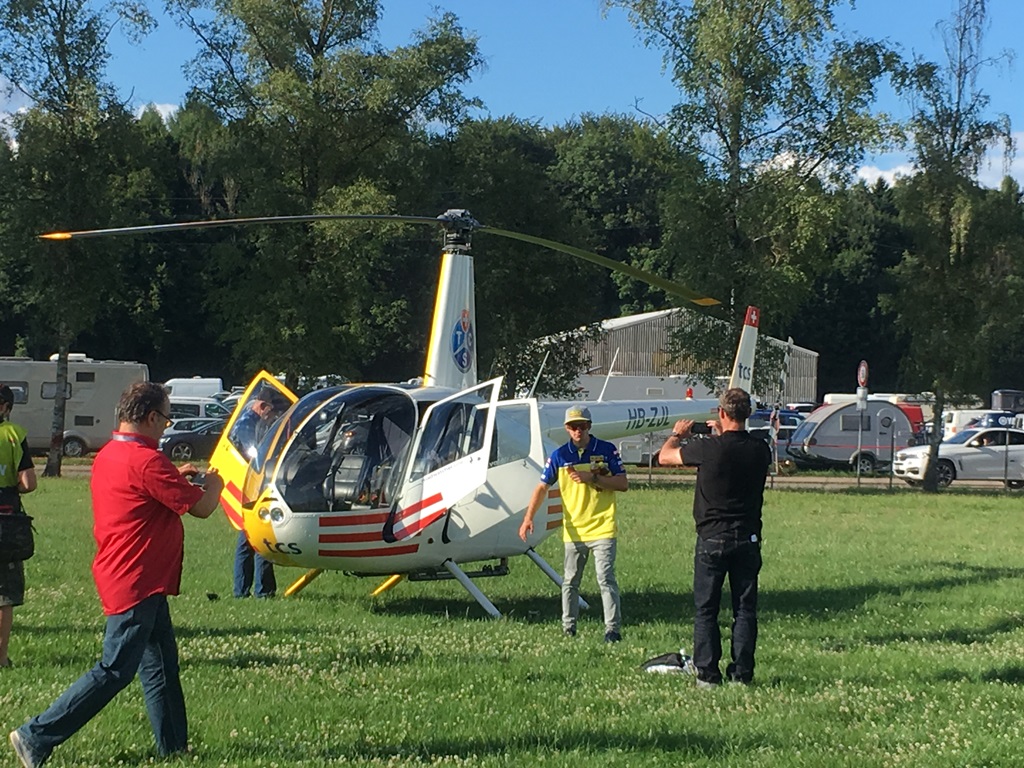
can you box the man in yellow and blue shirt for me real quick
[519,406,628,642]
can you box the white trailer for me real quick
[785,400,916,473]
[0,354,149,456]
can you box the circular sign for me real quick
[857,360,869,388]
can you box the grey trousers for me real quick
[563,538,620,633]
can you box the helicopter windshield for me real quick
[240,387,343,505]
[243,387,418,512]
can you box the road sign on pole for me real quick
[857,360,869,388]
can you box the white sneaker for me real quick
[10,729,48,768]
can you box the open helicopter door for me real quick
[384,380,558,618]
[385,377,503,543]
[442,396,548,548]
[208,371,299,531]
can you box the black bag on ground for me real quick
[0,513,35,561]
[641,649,694,675]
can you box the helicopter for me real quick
[42,210,760,617]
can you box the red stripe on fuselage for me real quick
[398,493,444,518]
[319,512,391,527]
[393,509,446,539]
[318,544,420,558]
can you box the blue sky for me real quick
[9,0,1024,185]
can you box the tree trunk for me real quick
[922,388,945,492]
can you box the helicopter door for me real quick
[442,397,547,549]
[385,378,502,542]
[208,371,298,530]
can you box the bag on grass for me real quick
[0,512,35,561]
[641,649,695,675]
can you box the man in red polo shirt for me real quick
[10,382,224,768]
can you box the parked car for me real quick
[159,418,226,461]
[749,409,806,443]
[168,396,233,421]
[892,427,1024,489]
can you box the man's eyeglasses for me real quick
[150,409,173,428]
[566,422,591,432]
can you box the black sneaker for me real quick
[604,630,621,643]
[563,626,576,637]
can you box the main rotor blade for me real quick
[38,214,441,240]
[479,226,721,307]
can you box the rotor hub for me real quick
[437,209,480,252]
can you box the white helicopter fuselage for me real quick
[208,240,759,610]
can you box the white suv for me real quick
[892,427,1024,489]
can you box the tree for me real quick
[883,0,1015,491]
[605,0,900,333]
[163,0,486,381]
[549,113,705,316]
[0,0,160,475]
[789,179,911,395]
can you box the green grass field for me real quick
[4,478,1024,767]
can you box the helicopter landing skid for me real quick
[406,558,510,582]
[441,559,502,619]
[524,548,590,612]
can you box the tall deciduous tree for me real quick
[165,0,485,380]
[0,0,159,474]
[549,113,706,317]
[606,0,899,332]
[884,0,1015,490]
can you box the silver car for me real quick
[892,428,1024,489]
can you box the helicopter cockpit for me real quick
[241,386,418,513]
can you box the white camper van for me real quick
[942,409,1001,440]
[786,400,916,473]
[163,377,224,399]
[0,354,149,456]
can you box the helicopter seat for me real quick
[323,455,368,510]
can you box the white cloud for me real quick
[858,131,1024,189]
[856,162,917,186]
[134,102,179,122]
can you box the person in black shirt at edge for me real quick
[658,387,771,688]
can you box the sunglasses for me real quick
[150,409,173,428]
[566,422,591,431]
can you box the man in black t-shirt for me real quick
[659,388,771,687]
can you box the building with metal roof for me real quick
[578,308,818,404]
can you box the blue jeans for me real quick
[693,533,762,684]
[563,539,620,634]
[18,594,187,758]
[233,530,276,597]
